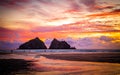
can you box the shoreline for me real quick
[9,52,120,63]
[35,52,120,63]
[0,52,120,75]
[0,52,120,63]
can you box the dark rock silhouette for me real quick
[70,47,76,49]
[49,38,75,49]
[19,37,47,49]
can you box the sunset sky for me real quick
[0,0,120,49]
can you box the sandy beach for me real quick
[0,52,120,75]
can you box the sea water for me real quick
[1,49,120,53]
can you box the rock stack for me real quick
[19,37,47,49]
[49,38,75,49]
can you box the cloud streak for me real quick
[0,0,120,49]
[64,36,120,49]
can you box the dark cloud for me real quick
[95,5,114,10]
[68,0,82,11]
[112,9,120,12]
[88,8,120,17]
[65,0,97,12]
[0,0,29,8]
[80,0,96,6]
[0,41,21,50]
[103,6,114,9]
[80,0,96,11]
[37,0,53,3]
[0,0,29,4]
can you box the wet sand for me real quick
[0,59,33,75]
[0,52,120,75]
[28,52,120,63]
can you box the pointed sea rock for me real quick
[49,38,71,49]
[19,37,47,49]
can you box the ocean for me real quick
[1,49,120,53]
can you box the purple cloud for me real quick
[99,36,113,42]
[80,0,96,7]
[0,0,30,9]
[31,26,64,32]
[64,36,120,49]
[0,41,22,50]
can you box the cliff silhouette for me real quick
[19,37,47,49]
[19,37,75,49]
[49,38,75,49]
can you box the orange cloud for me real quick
[88,9,120,17]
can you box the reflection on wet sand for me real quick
[0,53,120,75]
[31,56,120,75]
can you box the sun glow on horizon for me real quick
[45,18,75,26]
[0,0,120,49]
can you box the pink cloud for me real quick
[64,36,120,49]
[32,21,119,33]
